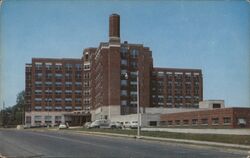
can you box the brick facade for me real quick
[160,108,250,128]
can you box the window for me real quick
[45,63,52,70]
[75,64,82,70]
[75,82,82,86]
[65,90,72,95]
[84,64,90,70]
[175,120,180,125]
[149,121,157,126]
[213,104,221,108]
[55,98,62,102]
[75,90,82,95]
[76,74,82,79]
[75,106,82,110]
[84,81,90,87]
[75,98,82,103]
[121,59,127,66]
[35,90,42,95]
[65,73,72,79]
[65,106,72,111]
[201,118,208,125]
[45,89,52,94]
[121,100,127,106]
[55,73,62,79]
[34,106,42,111]
[35,81,42,87]
[55,90,62,95]
[130,49,138,58]
[121,47,127,54]
[121,80,127,86]
[55,63,62,70]
[35,98,42,102]
[223,117,231,125]
[55,107,62,111]
[45,82,52,87]
[121,90,127,96]
[65,82,72,87]
[35,62,43,70]
[34,116,42,123]
[85,54,89,61]
[55,116,62,123]
[130,61,137,68]
[212,118,219,125]
[192,119,198,125]
[65,98,72,102]
[168,120,173,126]
[55,82,62,87]
[45,106,52,111]
[84,90,90,96]
[35,73,43,79]
[46,73,53,79]
[183,120,189,125]
[84,73,90,79]
[65,64,73,70]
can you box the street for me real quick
[0,129,246,158]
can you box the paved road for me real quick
[0,129,247,158]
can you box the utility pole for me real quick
[2,101,5,127]
[137,71,140,138]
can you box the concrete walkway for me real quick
[142,128,250,135]
[57,130,250,151]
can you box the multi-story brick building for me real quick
[151,68,203,108]
[25,13,203,126]
[81,14,203,120]
[25,58,84,126]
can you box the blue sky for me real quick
[0,0,249,108]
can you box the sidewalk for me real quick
[60,129,250,151]
[142,128,250,135]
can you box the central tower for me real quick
[109,13,120,43]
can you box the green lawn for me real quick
[67,128,250,145]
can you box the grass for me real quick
[67,128,250,145]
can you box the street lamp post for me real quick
[124,71,140,138]
[136,71,140,138]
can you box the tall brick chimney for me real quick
[109,13,120,43]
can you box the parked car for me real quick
[89,119,110,129]
[123,121,131,129]
[109,122,122,129]
[84,122,92,129]
[59,123,69,129]
[130,121,138,129]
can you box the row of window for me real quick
[34,63,82,70]
[120,48,139,58]
[34,106,82,111]
[153,71,201,77]
[35,98,82,102]
[35,81,82,87]
[35,73,82,79]
[162,117,232,126]
[35,90,82,94]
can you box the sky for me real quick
[0,0,250,108]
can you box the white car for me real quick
[89,119,110,128]
[109,122,122,129]
[123,121,131,129]
[59,123,69,129]
[84,122,92,129]
[130,121,138,129]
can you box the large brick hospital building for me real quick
[25,13,249,128]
